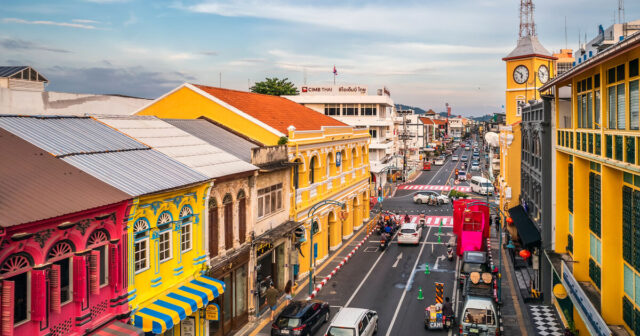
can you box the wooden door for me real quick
[209,206,219,257]
[224,202,233,248]
[238,197,246,244]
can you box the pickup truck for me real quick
[460,272,501,335]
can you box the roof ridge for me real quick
[191,83,284,98]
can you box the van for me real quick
[469,176,493,195]
[326,308,378,336]
[459,295,500,335]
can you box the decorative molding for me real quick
[75,219,92,235]
[33,228,54,248]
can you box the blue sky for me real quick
[2,0,638,116]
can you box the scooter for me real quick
[419,213,426,228]
[447,246,454,261]
[380,233,390,251]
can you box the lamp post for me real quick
[462,200,507,302]
[306,200,346,296]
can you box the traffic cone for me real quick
[424,263,430,275]
[417,287,424,300]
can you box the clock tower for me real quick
[498,0,556,212]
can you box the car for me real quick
[413,191,450,205]
[458,251,490,289]
[271,300,330,336]
[457,171,467,181]
[434,158,445,165]
[452,155,459,161]
[327,307,378,336]
[465,146,471,151]
[397,223,422,245]
[471,162,480,171]
[470,176,494,195]
[461,155,468,162]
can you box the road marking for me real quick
[434,255,445,270]
[385,227,430,336]
[391,252,403,268]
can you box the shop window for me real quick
[238,190,246,244]
[589,172,601,237]
[87,230,109,287]
[234,264,247,318]
[180,205,193,253]
[258,183,283,218]
[157,212,173,263]
[0,253,33,326]
[208,199,219,258]
[223,194,234,249]
[133,218,150,272]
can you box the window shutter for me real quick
[109,244,120,290]
[1,281,14,336]
[73,255,86,304]
[49,264,61,313]
[89,250,100,295]
[31,270,46,321]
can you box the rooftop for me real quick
[503,36,555,61]
[0,66,48,82]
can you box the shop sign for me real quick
[256,242,273,258]
[206,304,220,321]
[336,152,342,167]
[181,317,195,336]
[300,85,367,96]
[561,261,610,336]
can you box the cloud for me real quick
[0,38,70,53]
[44,66,194,99]
[199,51,218,56]
[83,0,130,3]
[3,17,97,29]
[381,42,511,55]
[72,19,99,24]
[228,58,265,66]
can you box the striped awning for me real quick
[133,275,225,334]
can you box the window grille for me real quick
[568,163,573,213]
[589,172,601,236]
[624,186,633,263]
[588,258,601,289]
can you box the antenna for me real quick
[519,0,536,38]
[618,0,625,24]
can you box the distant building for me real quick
[575,20,640,65]
[553,49,574,76]
[0,66,48,91]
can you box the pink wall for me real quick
[0,200,132,336]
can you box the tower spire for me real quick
[519,0,536,38]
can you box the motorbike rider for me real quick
[442,297,454,321]
[404,213,410,223]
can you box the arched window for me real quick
[47,241,75,305]
[208,198,219,257]
[157,212,173,263]
[351,148,357,169]
[326,153,333,178]
[133,218,150,272]
[0,253,33,325]
[179,205,193,253]
[238,190,246,244]
[309,156,317,184]
[361,146,366,165]
[293,158,301,189]
[223,194,234,248]
[87,229,110,288]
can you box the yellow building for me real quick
[137,83,371,285]
[500,34,556,213]
[541,32,640,335]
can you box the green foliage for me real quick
[250,77,299,96]
[278,136,289,145]
[448,190,469,198]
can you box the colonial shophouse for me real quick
[137,83,371,286]
[0,115,225,336]
[0,129,135,336]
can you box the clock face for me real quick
[513,65,529,84]
[538,65,550,84]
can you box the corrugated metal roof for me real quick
[0,129,129,227]
[0,116,148,156]
[164,119,256,163]
[97,116,258,178]
[62,149,209,196]
[0,66,27,78]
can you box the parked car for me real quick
[458,251,489,289]
[326,308,378,336]
[457,171,467,181]
[413,191,450,205]
[452,155,459,161]
[434,157,445,165]
[459,295,500,336]
[397,223,422,245]
[272,300,330,336]
[469,176,494,195]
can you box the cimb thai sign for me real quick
[300,85,368,96]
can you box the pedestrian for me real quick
[284,280,293,305]
[265,282,279,321]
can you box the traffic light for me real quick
[311,220,319,235]
[494,216,501,227]
[294,226,306,243]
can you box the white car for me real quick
[413,191,450,205]
[434,158,445,165]
[471,162,480,171]
[461,155,468,162]
[327,308,378,336]
[452,155,459,161]
[397,223,422,245]
[458,171,468,181]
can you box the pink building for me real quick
[0,129,137,336]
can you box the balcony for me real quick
[369,140,394,150]
[385,131,394,139]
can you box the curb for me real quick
[306,228,374,300]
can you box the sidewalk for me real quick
[237,213,379,336]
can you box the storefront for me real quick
[207,247,250,336]
[256,243,286,309]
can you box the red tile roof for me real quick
[419,117,434,125]
[418,117,447,126]
[192,84,347,134]
[432,118,447,125]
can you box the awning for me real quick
[133,275,225,334]
[508,205,541,248]
[91,320,143,336]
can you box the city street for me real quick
[256,144,494,336]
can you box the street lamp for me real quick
[462,200,507,303]
[305,199,346,295]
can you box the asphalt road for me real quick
[260,138,494,336]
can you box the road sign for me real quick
[435,283,444,304]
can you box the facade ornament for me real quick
[33,228,55,248]
[75,219,92,235]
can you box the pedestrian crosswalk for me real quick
[390,214,454,227]
[398,184,471,192]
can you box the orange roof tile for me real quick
[192,84,347,134]
[419,117,434,125]
[432,118,447,125]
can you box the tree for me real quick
[250,77,299,96]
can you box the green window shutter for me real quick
[589,172,601,236]
[635,308,640,335]
[568,164,574,213]
[623,186,633,263]
[582,133,587,152]
[623,296,633,329]
[634,190,640,270]
[567,234,573,253]
[595,134,601,155]
[588,258,601,289]
[588,133,594,154]
[628,136,636,164]
[606,134,613,158]
[617,135,624,161]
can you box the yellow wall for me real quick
[127,182,211,314]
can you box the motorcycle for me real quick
[419,213,426,228]
[447,245,454,261]
[380,233,390,251]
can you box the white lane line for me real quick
[449,256,462,336]
[385,226,431,336]
[426,217,433,225]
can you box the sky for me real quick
[1,0,638,117]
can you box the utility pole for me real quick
[402,112,408,182]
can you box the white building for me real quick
[575,20,640,65]
[284,85,397,191]
[448,118,465,140]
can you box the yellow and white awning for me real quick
[133,275,224,334]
